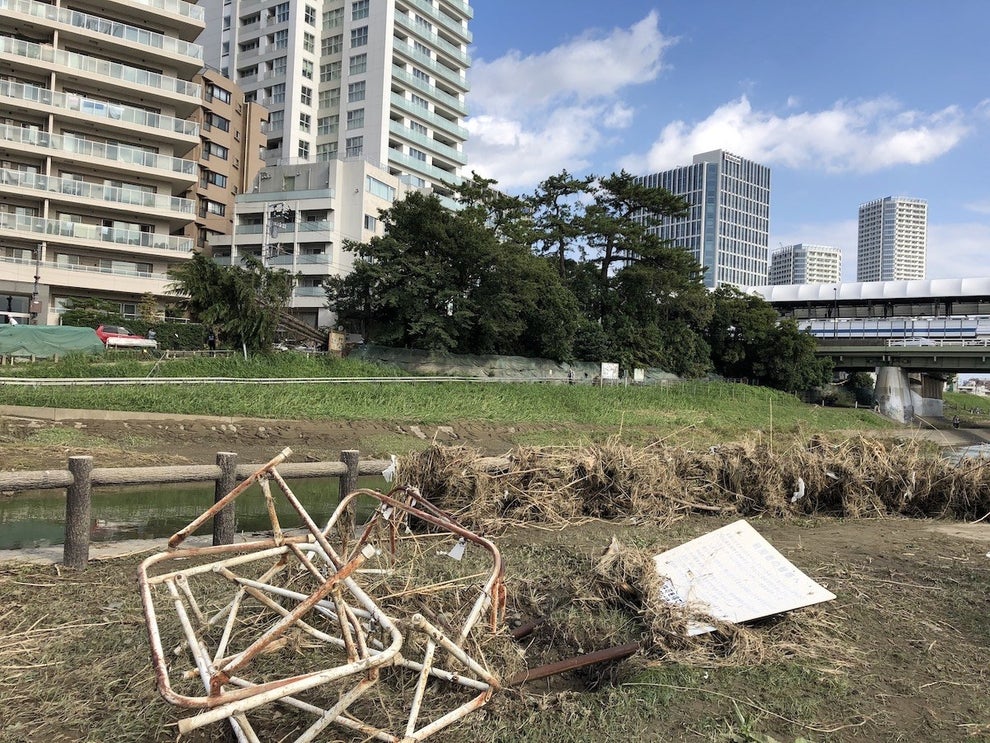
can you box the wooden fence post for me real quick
[213,452,238,546]
[339,449,360,500]
[63,455,93,569]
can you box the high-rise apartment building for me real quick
[856,196,927,282]
[0,0,205,324]
[639,150,770,289]
[201,0,472,193]
[768,243,841,285]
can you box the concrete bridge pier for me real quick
[874,368,946,422]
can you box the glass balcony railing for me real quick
[122,0,204,22]
[268,254,335,267]
[296,220,334,233]
[392,39,467,91]
[1,0,203,61]
[293,286,326,297]
[388,120,466,165]
[0,212,194,252]
[0,124,197,176]
[388,148,461,187]
[0,254,172,282]
[441,0,472,20]
[0,80,199,137]
[391,68,466,115]
[394,12,470,67]
[0,37,201,99]
[402,0,472,43]
[390,92,468,140]
[1,168,195,214]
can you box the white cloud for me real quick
[771,219,990,282]
[964,200,990,215]
[624,96,970,174]
[464,12,673,190]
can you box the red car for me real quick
[95,324,158,349]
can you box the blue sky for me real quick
[463,1,990,282]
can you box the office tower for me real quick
[202,0,472,193]
[638,150,771,289]
[0,0,261,325]
[768,244,841,285]
[856,196,927,282]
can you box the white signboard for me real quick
[633,368,645,383]
[653,520,836,635]
[601,362,619,380]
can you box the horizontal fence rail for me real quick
[0,375,626,386]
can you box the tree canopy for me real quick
[168,254,294,353]
[325,169,828,392]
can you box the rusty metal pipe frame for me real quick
[141,460,506,742]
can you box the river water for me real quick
[0,476,386,550]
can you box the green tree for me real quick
[528,170,593,278]
[168,254,294,353]
[59,297,123,329]
[708,286,831,391]
[326,192,578,360]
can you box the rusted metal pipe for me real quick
[506,642,641,687]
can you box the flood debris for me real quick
[139,447,507,742]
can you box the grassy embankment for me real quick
[0,353,892,447]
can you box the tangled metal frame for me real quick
[138,448,506,742]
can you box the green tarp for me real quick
[0,325,105,358]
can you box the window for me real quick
[346,108,364,129]
[409,147,426,162]
[238,39,258,52]
[274,2,289,22]
[319,88,340,107]
[345,136,363,157]
[366,175,396,201]
[322,34,342,55]
[201,199,226,217]
[240,11,260,25]
[222,14,230,30]
[200,168,227,188]
[352,0,369,20]
[350,26,368,47]
[267,110,284,128]
[316,142,338,161]
[303,32,315,53]
[273,29,288,49]
[347,81,366,102]
[322,60,341,81]
[300,86,312,106]
[410,93,429,109]
[304,4,316,25]
[323,7,343,28]
[268,83,285,104]
[299,112,311,132]
[271,56,287,75]
[207,83,232,104]
[302,59,314,79]
[363,214,377,230]
[349,53,367,75]
[414,40,431,57]
[204,141,229,160]
[298,140,310,158]
[414,14,432,32]
[317,114,338,134]
[410,120,427,135]
[222,41,230,56]
[205,113,231,132]
[413,67,429,83]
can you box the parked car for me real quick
[95,324,158,349]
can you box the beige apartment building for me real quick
[0,0,264,326]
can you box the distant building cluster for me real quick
[0,0,935,328]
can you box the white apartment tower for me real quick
[856,196,927,282]
[769,243,841,285]
[638,150,771,289]
[0,0,207,324]
[201,0,471,193]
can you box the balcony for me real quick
[388,120,466,166]
[1,0,203,70]
[0,125,197,180]
[394,12,470,68]
[0,212,194,252]
[391,68,467,116]
[400,0,472,43]
[114,0,204,22]
[0,255,174,288]
[390,92,467,140]
[440,0,472,20]
[392,39,467,92]
[388,149,461,188]
[0,168,195,218]
[0,80,199,143]
[0,37,201,115]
